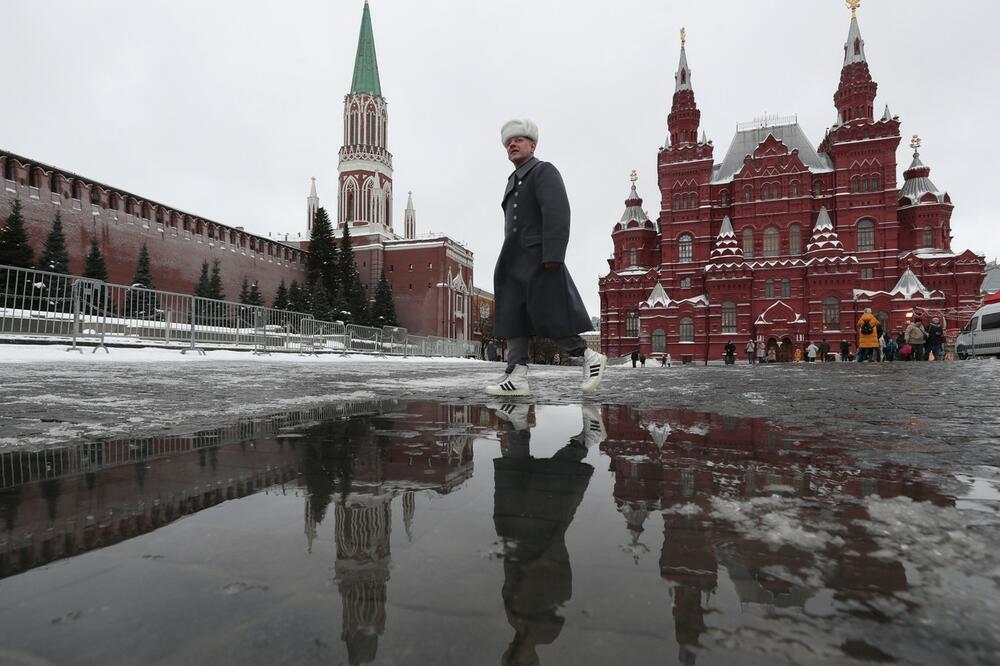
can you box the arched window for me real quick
[721,301,737,334]
[862,176,870,192]
[679,317,694,343]
[744,186,753,203]
[781,279,790,298]
[765,279,775,299]
[790,181,799,198]
[678,233,693,262]
[871,174,880,191]
[626,312,639,337]
[71,180,82,200]
[851,176,861,193]
[742,228,754,258]
[771,183,780,199]
[823,297,840,328]
[690,193,698,208]
[628,248,637,266]
[857,219,875,251]
[108,192,120,210]
[789,224,801,255]
[761,184,769,200]
[763,227,780,257]
[923,227,934,248]
[813,181,822,197]
[652,329,666,353]
[673,194,680,210]
[720,191,729,207]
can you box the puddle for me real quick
[1,400,999,665]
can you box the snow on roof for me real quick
[643,282,671,308]
[711,121,832,184]
[755,300,806,326]
[853,268,942,301]
[983,261,1000,294]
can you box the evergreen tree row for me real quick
[1,200,401,329]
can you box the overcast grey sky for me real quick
[3,1,997,315]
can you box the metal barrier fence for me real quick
[0,264,477,358]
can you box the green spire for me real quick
[350,1,382,96]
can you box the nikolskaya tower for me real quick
[337,0,393,235]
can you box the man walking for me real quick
[485,119,606,397]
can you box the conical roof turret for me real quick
[615,172,654,231]
[900,136,946,204]
[675,29,692,92]
[351,1,382,96]
[843,12,867,65]
[805,207,847,257]
[709,216,745,264]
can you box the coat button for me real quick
[513,203,518,208]
[518,181,523,186]
[515,192,519,197]
[513,215,518,220]
[512,226,518,232]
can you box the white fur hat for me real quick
[501,119,539,146]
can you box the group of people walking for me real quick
[849,308,945,362]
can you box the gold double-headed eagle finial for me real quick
[629,169,638,183]
[846,0,861,18]
[911,134,921,150]
[680,27,686,47]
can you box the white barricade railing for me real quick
[347,324,381,353]
[381,326,408,355]
[0,263,479,358]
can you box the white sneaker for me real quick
[580,403,607,448]
[580,349,607,393]
[489,403,530,431]
[484,364,531,397]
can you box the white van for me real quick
[955,298,1000,359]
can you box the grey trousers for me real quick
[504,335,588,373]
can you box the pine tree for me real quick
[127,244,158,318]
[287,280,307,314]
[194,261,211,298]
[239,277,250,304]
[307,207,340,303]
[273,279,289,310]
[370,269,399,328]
[208,259,224,301]
[338,222,368,324]
[247,281,263,307]
[37,211,70,274]
[0,199,35,268]
[131,244,155,289]
[309,279,334,322]
[82,235,107,281]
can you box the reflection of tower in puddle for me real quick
[333,493,392,666]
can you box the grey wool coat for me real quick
[493,157,593,339]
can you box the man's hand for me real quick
[542,261,562,270]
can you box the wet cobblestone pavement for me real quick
[1,352,999,664]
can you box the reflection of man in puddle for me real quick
[491,404,603,665]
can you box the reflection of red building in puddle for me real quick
[301,402,491,665]
[599,404,951,664]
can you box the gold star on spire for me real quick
[629,169,638,183]
[680,27,686,47]
[846,0,860,18]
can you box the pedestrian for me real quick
[904,316,927,362]
[767,346,777,364]
[663,353,672,368]
[756,340,767,365]
[884,334,897,362]
[485,119,607,397]
[819,339,830,362]
[839,340,851,362]
[630,350,639,368]
[857,308,880,362]
[724,340,737,365]
[639,353,646,367]
[926,317,945,361]
[486,339,498,362]
[745,338,756,365]
[806,341,818,362]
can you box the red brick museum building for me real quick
[599,7,985,362]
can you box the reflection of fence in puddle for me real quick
[0,399,393,490]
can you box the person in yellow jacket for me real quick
[856,308,881,362]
